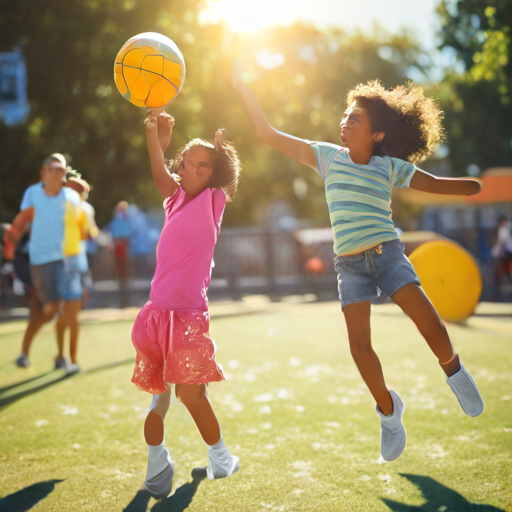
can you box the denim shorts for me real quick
[334,239,420,309]
[62,255,84,301]
[30,260,66,305]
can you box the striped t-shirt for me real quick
[310,141,416,256]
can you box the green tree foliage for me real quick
[0,0,425,226]
[437,0,512,174]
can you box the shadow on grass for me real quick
[123,468,207,512]
[382,474,505,511]
[0,479,64,512]
[0,358,134,411]
[0,371,55,393]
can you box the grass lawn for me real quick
[0,298,511,512]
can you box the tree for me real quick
[437,0,512,174]
[0,0,428,226]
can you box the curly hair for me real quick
[65,168,91,199]
[346,80,445,164]
[167,131,241,201]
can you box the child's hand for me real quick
[157,112,175,154]
[145,111,158,136]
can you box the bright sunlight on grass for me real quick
[1,299,511,511]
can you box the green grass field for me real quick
[0,298,511,512]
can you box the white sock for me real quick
[206,435,239,480]
[146,441,171,481]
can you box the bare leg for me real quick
[144,392,171,446]
[175,384,221,446]
[145,412,165,446]
[343,300,393,415]
[391,284,460,377]
[66,300,82,364]
[21,290,45,356]
[56,313,66,359]
[142,391,173,494]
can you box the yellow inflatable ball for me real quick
[114,32,185,108]
[409,239,482,323]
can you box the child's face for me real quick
[339,102,379,154]
[178,146,214,196]
[42,162,66,189]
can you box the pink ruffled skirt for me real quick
[131,301,224,394]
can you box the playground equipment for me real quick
[409,239,482,323]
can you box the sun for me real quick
[201,0,298,33]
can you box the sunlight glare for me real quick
[202,0,299,32]
[200,0,439,52]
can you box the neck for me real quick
[349,147,374,165]
[44,182,63,196]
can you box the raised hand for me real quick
[157,112,175,154]
[145,110,158,135]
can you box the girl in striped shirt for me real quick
[236,78,484,461]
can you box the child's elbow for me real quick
[467,178,484,195]
[255,125,275,144]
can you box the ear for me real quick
[373,131,385,143]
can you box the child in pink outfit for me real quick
[132,111,241,499]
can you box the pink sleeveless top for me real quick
[149,187,226,311]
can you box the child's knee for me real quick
[350,339,373,357]
[175,384,206,406]
[149,390,171,419]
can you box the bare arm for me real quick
[234,81,318,171]
[7,208,34,244]
[145,111,179,199]
[409,168,483,195]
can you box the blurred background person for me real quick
[108,200,132,306]
[9,154,67,368]
[8,154,86,370]
[56,170,94,373]
[491,216,512,301]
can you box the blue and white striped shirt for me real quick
[310,141,416,256]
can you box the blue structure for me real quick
[0,49,30,126]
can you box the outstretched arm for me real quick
[409,168,483,195]
[7,208,34,244]
[234,80,318,171]
[145,111,179,199]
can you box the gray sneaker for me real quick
[54,356,67,370]
[15,354,30,368]
[142,459,175,499]
[446,364,484,417]
[376,390,406,462]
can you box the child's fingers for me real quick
[158,113,175,127]
[144,117,157,128]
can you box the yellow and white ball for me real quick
[114,32,185,108]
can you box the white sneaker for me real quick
[143,459,175,499]
[376,390,406,462]
[206,438,240,480]
[446,364,484,417]
[67,363,80,374]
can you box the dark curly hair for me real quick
[167,131,241,201]
[346,80,445,164]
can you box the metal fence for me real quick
[1,225,509,313]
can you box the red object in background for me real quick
[115,238,129,279]
[305,257,325,274]
[2,225,16,261]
